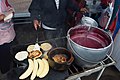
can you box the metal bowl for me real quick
[81,16,98,27]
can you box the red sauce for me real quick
[69,26,111,49]
[71,35,104,48]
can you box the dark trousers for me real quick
[43,25,69,48]
[0,43,13,74]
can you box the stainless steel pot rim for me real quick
[67,25,113,51]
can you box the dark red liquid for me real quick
[69,26,111,49]
[71,35,104,49]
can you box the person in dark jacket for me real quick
[28,0,88,43]
[67,0,87,27]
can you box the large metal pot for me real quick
[67,25,113,67]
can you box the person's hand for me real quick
[0,14,5,21]
[80,8,89,14]
[33,20,41,30]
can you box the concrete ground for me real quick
[8,0,32,13]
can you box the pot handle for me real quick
[67,55,74,65]
[82,15,86,18]
[66,36,74,65]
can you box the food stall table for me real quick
[0,37,115,80]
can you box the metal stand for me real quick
[66,55,115,80]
